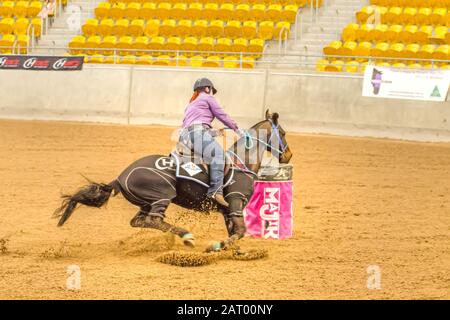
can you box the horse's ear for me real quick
[272,112,279,125]
[265,109,271,120]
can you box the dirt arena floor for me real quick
[0,119,449,300]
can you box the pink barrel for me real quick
[243,165,293,239]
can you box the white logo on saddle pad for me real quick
[181,162,202,176]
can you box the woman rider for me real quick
[180,78,241,208]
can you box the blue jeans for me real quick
[180,125,225,196]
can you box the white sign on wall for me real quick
[362,65,450,102]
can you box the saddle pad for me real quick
[170,152,210,187]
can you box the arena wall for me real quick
[0,65,449,142]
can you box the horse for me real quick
[54,110,292,252]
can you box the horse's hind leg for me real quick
[130,200,195,247]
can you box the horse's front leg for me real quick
[207,196,247,252]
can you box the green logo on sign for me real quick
[431,86,441,97]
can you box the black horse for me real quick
[54,110,292,251]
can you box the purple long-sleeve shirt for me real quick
[182,92,238,131]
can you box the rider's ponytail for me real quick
[189,91,200,103]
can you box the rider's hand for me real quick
[235,129,245,137]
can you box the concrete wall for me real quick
[0,65,449,142]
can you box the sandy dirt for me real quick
[0,119,449,300]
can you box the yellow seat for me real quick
[156,3,172,20]
[224,55,239,68]
[345,61,360,73]
[354,41,372,57]
[400,25,418,43]
[128,19,144,37]
[148,36,165,54]
[224,20,242,39]
[250,4,266,21]
[189,55,204,67]
[141,2,157,20]
[340,41,357,56]
[355,24,375,42]
[0,2,14,18]
[235,4,250,22]
[136,55,153,65]
[248,38,264,57]
[175,19,192,36]
[16,34,29,53]
[126,3,142,20]
[430,26,448,44]
[282,5,298,23]
[165,36,181,54]
[356,6,375,24]
[371,42,389,58]
[159,19,176,37]
[391,62,406,68]
[98,18,114,37]
[112,19,130,37]
[384,7,402,24]
[385,24,403,42]
[430,8,447,25]
[173,54,188,66]
[14,1,29,18]
[95,2,111,20]
[403,43,420,59]
[399,7,417,24]
[208,20,224,38]
[204,3,219,20]
[417,44,436,59]
[69,35,86,55]
[152,54,171,66]
[0,18,14,35]
[110,2,126,20]
[116,36,133,56]
[144,19,160,37]
[407,63,423,69]
[119,55,136,64]
[217,3,234,20]
[28,1,43,18]
[316,59,329,72]
[186,3,203,20]
[232,37,248,53]
[82,18,99,36]
[88,54,104,64]
[324,60,344,72]
[258,20,274,40]
[323,40,342,56]
[432,44,449,60]
[99,35,117,55]
[274,21,290,40]
[266,4,282,21]
[372,24,388,42]
[171,3,187,20]
[13,18,29,36]
[416,7,432,25]
[416,25,433,44]
[342,23,359,42]
[197,36,214,52]
[386,42,405,58]
[192,19,208,37]
[242,20,257,39]
[202,55,221,68]
[241,56,255,69]
[214,37,232,54]
[181,37,198,55]
[85,35,102,55]
[30,18,42,37]
[132,36,149,55]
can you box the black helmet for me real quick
[193,78,217,94]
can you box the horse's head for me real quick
[260,109,292,164]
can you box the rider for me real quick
[180,78,240,207]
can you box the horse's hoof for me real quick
[205,242,222,253]
[182,233,195,248]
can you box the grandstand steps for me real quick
[32,0,102,55]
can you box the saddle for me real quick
[174,141,232,177]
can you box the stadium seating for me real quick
[69,1,315,68]
[319,0,450,72]
[0,1,43,54]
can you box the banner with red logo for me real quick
[0,55,83,71]
[244,181,293,239]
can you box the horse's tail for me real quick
[54,179,121,227]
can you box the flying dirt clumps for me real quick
[0,238,9,255]
[118,230,176,256]
[156,248,269,267]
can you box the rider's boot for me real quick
[212,193,229,207]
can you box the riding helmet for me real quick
[193,78,217,94]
